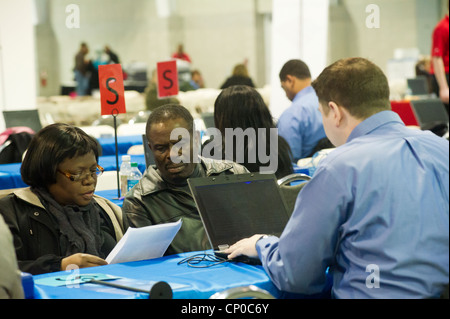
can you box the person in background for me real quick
[180,69,205,92]
[73,42,91,96]
[213,85,294,179]
[0,123,126,275]
[122,104,248,255]
[190,70,205,89]
[104,45,120,64]
[277,59,332,162]
[144,70,180,111]
[430,0,449,114]
[415,56,433,94]
[220,64,255,89]
[0,215,24,299]
[172,43,192,63]
[224,58,449,299]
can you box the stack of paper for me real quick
[106,219,182,264]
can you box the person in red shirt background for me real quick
[430,0,449,114]
[172,43,192,63]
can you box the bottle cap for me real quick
[122,155,131,161]
[131,162,138,167]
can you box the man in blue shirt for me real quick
[225,58,449,298]
[277,59,330,161]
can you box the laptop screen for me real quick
[407,77,429,96]
[3,109,42,133]
[410,99,449,130]
[188,173,289,250]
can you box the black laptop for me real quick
[407,76,429,96]
[410,98,449,136]
[3,109,42,133]
[188,173,290,264]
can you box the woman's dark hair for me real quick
[214,85,273,134]
[214,85,293,178]
[21,123,100,187]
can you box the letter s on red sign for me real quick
[157,60,179,99]
[99,64,126,115]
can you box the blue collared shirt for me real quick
[277,86,326,161]
[258,111,449,298]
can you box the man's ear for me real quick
[328,101,343,127]
[285,74,295,87]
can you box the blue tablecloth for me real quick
[97,135,143,156]
[0,171,20,189]
[32,251,280,299]
[292,165,311,176]
[0,155,147,190]
[0,164,27,189]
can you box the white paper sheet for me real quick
[106,219,182,264]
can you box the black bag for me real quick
[0,132,34,164]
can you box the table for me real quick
[97,135,143,156]
[391,100,419,126]
[0,164,27,189]
[0,172,17,189]
[0,155,147,190]
[32,251,280,299]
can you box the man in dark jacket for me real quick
[122,104,248,255]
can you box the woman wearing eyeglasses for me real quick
[0,123,126,275]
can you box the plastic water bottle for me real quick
[119,155,131,197]
[127,162,142,191]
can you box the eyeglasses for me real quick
[57,165,104,182]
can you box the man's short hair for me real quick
[311,57,391,119]
[146,104,194,140]
[279,59,311,81]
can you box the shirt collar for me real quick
[347,110,404,143]
[292,85,314,102]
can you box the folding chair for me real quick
[277,173,311,216]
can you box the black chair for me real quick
[0,132,34,164]
[277,173,311,216]
[441,283,449,299]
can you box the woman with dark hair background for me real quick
[212,85,294,179]
[0,123,126,275]
[220,64,255,89]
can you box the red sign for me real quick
[157,60,179,99]
[99,64,126,116]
